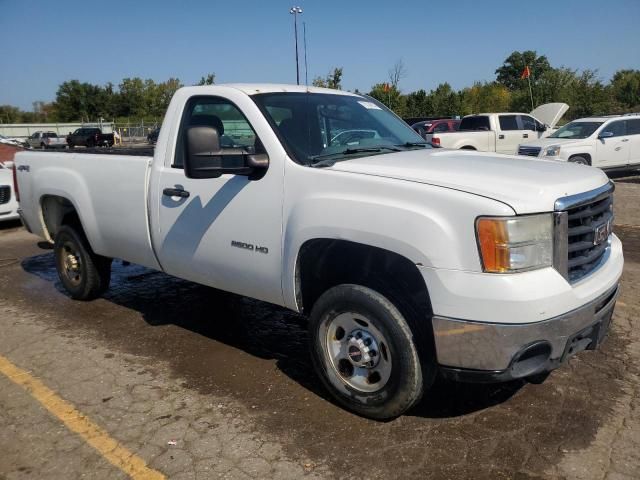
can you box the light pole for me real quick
[289,6,303,85]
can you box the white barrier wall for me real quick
[0,123,115,138]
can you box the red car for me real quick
[411,119,460,143]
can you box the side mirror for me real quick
[4,161,14,170]
[184,126,269,180]
[537,124,547,132]
[598,131,614,139]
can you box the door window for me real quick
[173,96,259,168]
[519,115,537,131]
[625,119,640,135]
[498,115,519,131]
[433,122,450,133]
[604,120,627,137]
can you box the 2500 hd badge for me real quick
[231,240,269,254]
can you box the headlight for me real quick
[544,145,561,157]
[476,214,553,273]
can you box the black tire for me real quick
[309,284,424,420]
[569,155,590,166]
[54,225,112,300]
[460,146,476,150]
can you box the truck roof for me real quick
[184,83,361,97]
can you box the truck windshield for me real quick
[252,92,428,165]
[548,121,603,139]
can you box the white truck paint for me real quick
[14,85,622,419]
[518,114,640,172]
[432,103,568,154]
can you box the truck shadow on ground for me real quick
[22,252,525,419]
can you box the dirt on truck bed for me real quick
[0,177,639,479]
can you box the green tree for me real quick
[54,80,107,122]
[197,73,216,85]
[429,83,461,116]
[460,82,511,115]
[404,89,432,117]
[610,69,640,109]
[368,82,405,115]
[312,67,343,89]
[496,50,552,90]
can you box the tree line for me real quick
[1,51,639,124]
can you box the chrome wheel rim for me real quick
[322,312,392,393]
[60,241,82,286]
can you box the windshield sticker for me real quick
[357,101,382,110]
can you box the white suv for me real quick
[518,114,640,173]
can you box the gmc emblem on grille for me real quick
[593,220,612,246]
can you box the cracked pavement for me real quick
[0,177,639,479]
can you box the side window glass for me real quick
[499,115,518,131]
[434,123,449,133]
[605,121,627,137]
[625,119,640,135]
[173,96,258,168]
[519,115,537,131]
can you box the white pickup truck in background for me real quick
[432,103,568,154]
[14,85,622,419]
[26,131,67,150]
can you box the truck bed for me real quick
[16,149,160,270]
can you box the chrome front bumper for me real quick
[433,283,620,381]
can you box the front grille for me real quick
[564,192,613,282]
[0,186,10,205]
[518,146,541,157]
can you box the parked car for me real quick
[26,131,67,149]
[0,162,19,222]
[147,127,160,145]
[0,134,27,148]
[411,119,460,142]
[67,127,114,148]
[431,103,568,154]
[15,84,622,420]
[518,114,640,174]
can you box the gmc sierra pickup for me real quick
[14,85,623,419]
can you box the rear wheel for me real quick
[54,225,112,300]
[309,284,425,420]
[569,155,590,166]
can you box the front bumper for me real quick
[434,282,620,382]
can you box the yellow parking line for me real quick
[0,354,165,480]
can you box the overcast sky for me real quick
[1,0,639,110]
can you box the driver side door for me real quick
[596,120,630,168]
[152,94,285,305]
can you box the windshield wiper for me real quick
[397,142,429,148]
[308,146,403,166]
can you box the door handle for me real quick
[621,138,629,142]
[498,134,505,139]
[163,187,190,198]
[522,134,529,138]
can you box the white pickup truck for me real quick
[432,103,568,154]
[14,85,623,419]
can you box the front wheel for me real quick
[309,284,425,420]
[54,225,112,300]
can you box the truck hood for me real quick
[530,103,569,128]
[328,149,608,214]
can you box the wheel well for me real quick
[460,146,476,150]
[296,239,432,318]
[569,153,592,165]
[40,195,81,241]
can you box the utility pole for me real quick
[289,6,303,85]
[303,21,309,86]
